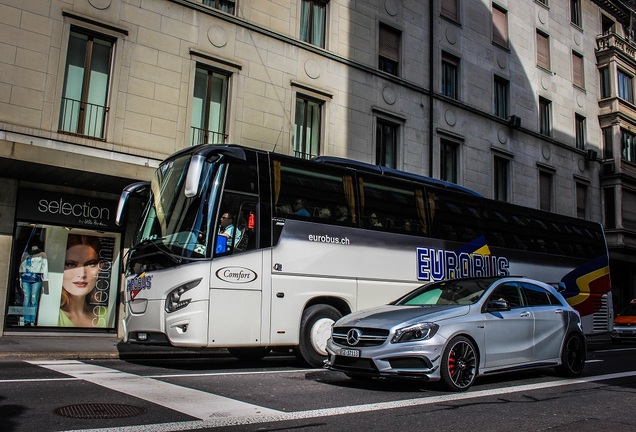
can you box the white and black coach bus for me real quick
[117,144,612,367]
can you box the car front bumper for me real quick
[325,337,446,381]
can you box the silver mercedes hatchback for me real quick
[325,276,586,391]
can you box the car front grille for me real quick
[332,326,390,347]
[333,356,378,372]
[388,357,433,369]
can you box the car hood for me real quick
[335,304,471,328]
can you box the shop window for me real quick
[7,223,120,329]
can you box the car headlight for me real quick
[165,278,201,313]
[392,323,439,343]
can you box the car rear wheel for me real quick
[440,336,477,392]
[555,333,586,377]
[294,304,342,368]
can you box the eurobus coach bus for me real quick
[117,144,612,367]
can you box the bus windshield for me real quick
[128,153,222,272]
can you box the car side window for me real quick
[490,283,523,308]
[521,283,551,306]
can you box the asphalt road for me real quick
[1,341,636,432]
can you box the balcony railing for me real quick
[596,32,636,59]
[190,126,228,146]
[59,97,108,140]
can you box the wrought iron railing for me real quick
[190,126,228,146]
[59,97,108,140]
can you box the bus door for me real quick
[208,198,265,347]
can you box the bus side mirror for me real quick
[116,181,150,226]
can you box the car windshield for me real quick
[396,278,494,306]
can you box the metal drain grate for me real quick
[54,403,147,419]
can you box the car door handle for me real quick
[519,311,531,318]
[555,309,564,314]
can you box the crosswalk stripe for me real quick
[28,360,281,420]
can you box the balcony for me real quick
[190,126,228,146]
[596,32,636,60]
[58,97,108,140]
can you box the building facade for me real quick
[0,0,633,336]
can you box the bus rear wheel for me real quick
[295,304,342,368]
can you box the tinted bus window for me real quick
[359,175,429,235]
[272,159,353,226]
[430,190,485,243]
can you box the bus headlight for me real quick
[392,323,439,343]
[165,278,202,313]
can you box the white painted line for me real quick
[28,360,280,420]
[59,369,636,432]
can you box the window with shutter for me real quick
[441,0,459,21]
[536,30,550,70]
[379,23,400,76]
[572,51,584,88]
[492,5,508,47]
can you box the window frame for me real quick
[375,117,400,168]
[576,182,588,219]
[575,114,586,150]
[536,29,551,71]
[378,23,401,76]
[494,155,510,202]
[58,27,115,140]
[539,169,554,212]
[618,69,634,103]
[191,64,230,146]
[202,0,236,14]
[440,138,459,184]
[570,0,582,27]
[294,94,324,160]
[494,75,509,119]
[572,50,585,89]
[299,0,328,48]
[441,0,460,22]
[492,4,509,48]
[442,52,460,99]
[539,97,552,137]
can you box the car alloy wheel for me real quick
[441,336,477,391]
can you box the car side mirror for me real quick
[486,299,510,312]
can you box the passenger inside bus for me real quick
[292,198,310,217]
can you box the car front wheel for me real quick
[555,332,586,377]
[440,336,477,392]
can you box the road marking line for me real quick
[58,369,636,432]
[27,360,280,420]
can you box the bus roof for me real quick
[312,155,481,197]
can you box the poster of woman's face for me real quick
[16,227,120,329]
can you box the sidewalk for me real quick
[0,333,231,361]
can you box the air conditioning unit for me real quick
[603,160,616,174]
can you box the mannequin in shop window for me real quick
[19,243,49,326]
[58,234,108,328]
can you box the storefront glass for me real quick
[5,189,122,330]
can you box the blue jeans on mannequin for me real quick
[21,280,42,325]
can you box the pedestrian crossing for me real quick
[26,360,636,432]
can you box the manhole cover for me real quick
[54,403,147,419]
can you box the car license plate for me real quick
[340,348,360,358]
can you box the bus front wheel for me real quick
[295,304,342,368]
